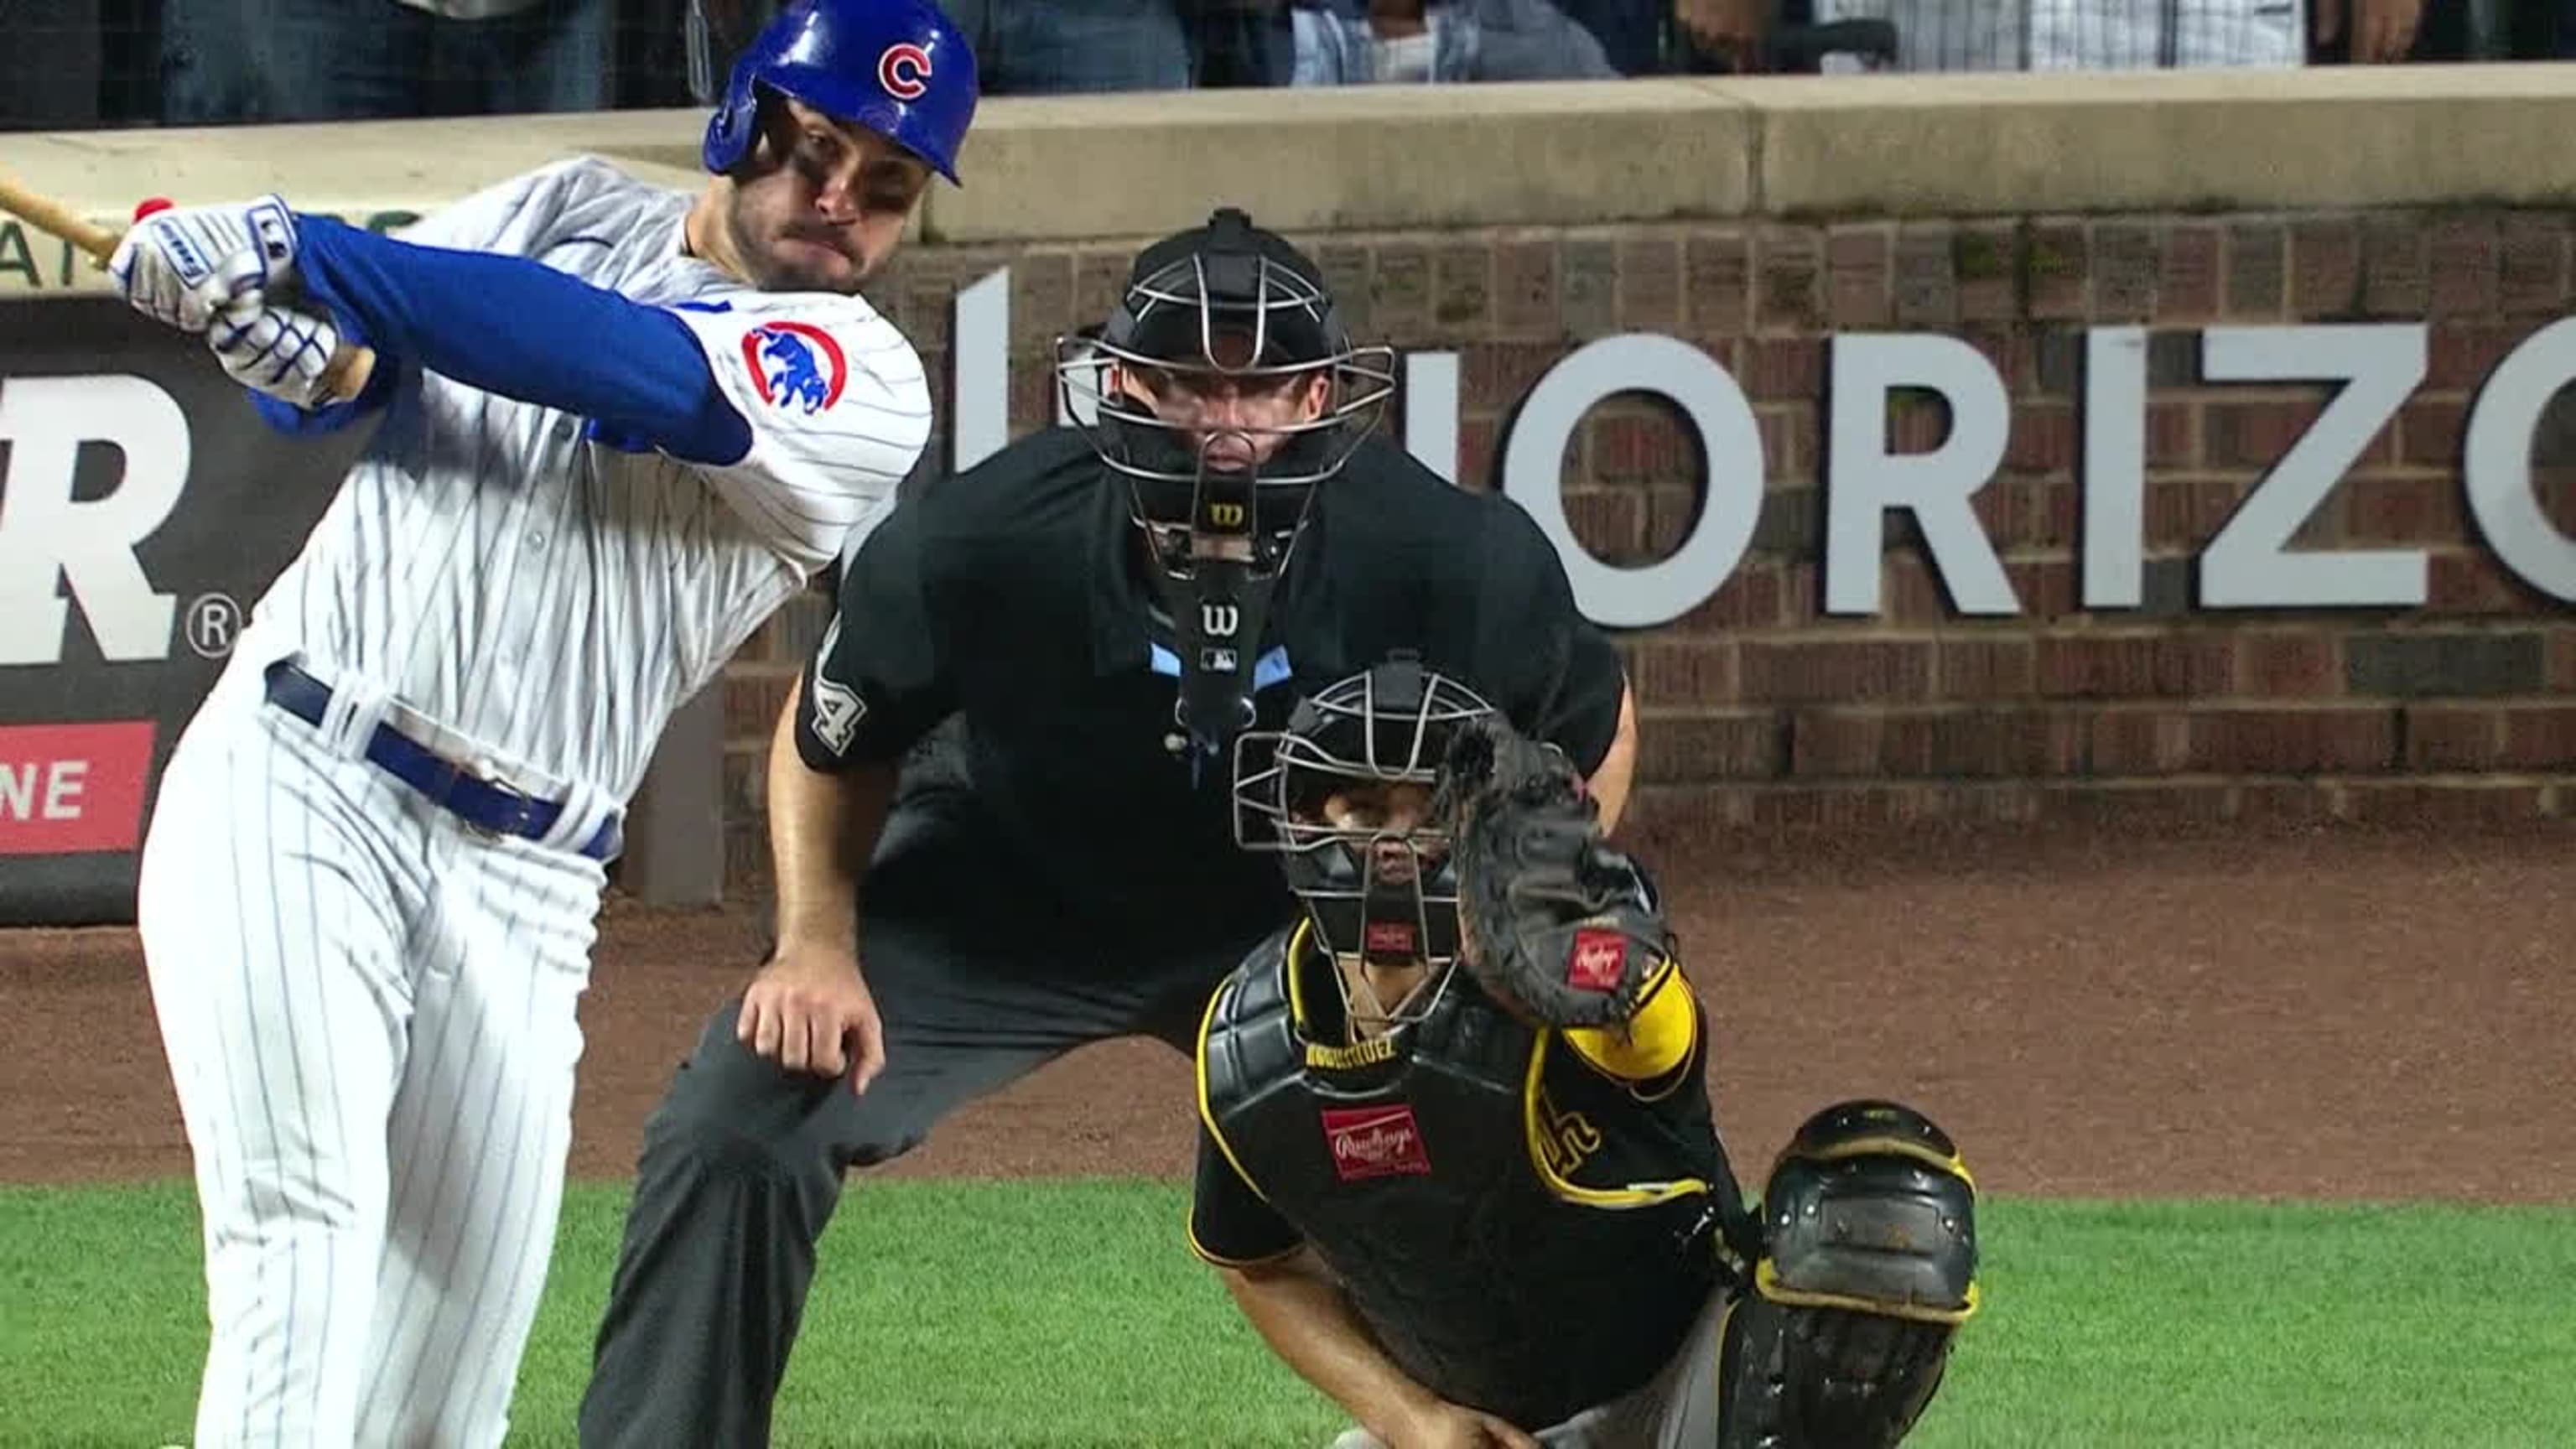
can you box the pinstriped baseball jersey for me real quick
[241,154,929,803]
[133,153,940,1449]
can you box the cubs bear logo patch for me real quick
[740,320,849,415]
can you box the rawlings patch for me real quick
[1566,927,1627,991]
[740,320,848,415]
[1321,1105,1431,1182]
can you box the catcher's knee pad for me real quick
[1716,1099,1980,1449]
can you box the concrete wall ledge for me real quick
[5,64,2576,293]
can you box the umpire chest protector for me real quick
[1199,936,1725,1430]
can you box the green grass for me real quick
[4,1182,2573,1447]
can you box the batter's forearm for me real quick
[289,216,750,464]
[767,678,893,953]
[1222,1260,1438,1443]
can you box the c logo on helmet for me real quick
[879,43,932,101]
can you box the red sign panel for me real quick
[0,722,157,854]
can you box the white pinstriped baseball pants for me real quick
[137,657,605,1448]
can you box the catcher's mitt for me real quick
[1430,715,1670,1029]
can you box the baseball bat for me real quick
[0,169,377,403]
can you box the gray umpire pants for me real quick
[574,773,1277,1447]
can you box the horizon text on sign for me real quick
[946,273,2576,627]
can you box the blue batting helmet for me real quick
[701,0,979,186]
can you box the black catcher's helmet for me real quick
[1233,657,1497,1026]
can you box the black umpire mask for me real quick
[1057,208,1396,761]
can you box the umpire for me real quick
[576,205,1640,1445]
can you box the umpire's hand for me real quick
[740,942,888,1093]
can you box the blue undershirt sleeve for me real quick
[283,214,752,464]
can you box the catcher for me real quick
[1193,657,1982,1447]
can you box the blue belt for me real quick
[262,660,622,862]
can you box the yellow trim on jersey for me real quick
[1561,959,1695,1085]
[1755,1259,1982,1325]
[1193,975,1275,1206]
[1521,1030,1711,1210]
[1187,1219,1305,1271]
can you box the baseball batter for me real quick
[106,3,979,1444]
[1194,659,1983,1447]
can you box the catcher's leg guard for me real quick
[1715,1099,1981,1449]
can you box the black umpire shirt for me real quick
[790,427,1627,946]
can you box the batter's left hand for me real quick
[209,298,344,410]
[109,195,303,335]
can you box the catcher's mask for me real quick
[1233,657,1493,1028]
[1057,208,1397,758]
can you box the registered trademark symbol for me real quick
[184,593,242,659]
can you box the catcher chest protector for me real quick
[1717,1100,1982,1448]
[1200,941,1723,1431]
[701,0,980,184]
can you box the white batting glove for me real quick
[209,298,345,411]
[108,195,303,335]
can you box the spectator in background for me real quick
[1779,0,2423,70]
[1561,0,1675,70]
[162,0,610,124]
[1,0,105,128]
[1288,0,1618,81]
[2314,0,2433,60]
[688,0,1285,95]
[1186,0,1298,86]
[916,0,1190,90]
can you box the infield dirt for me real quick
[6,820,2569,1202]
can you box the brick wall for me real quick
[719,208,2576,878]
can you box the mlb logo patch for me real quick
[740,320,849,415]
[1566,927,1626,991]
[1322,1105,1431,1182]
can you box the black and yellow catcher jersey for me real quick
[1189,921,1737,1429]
